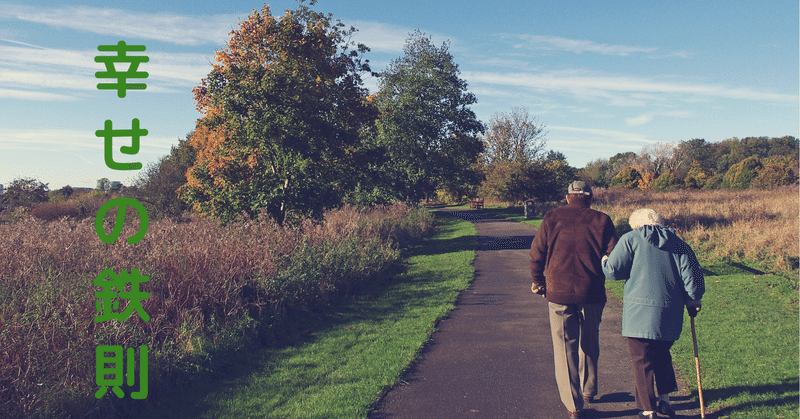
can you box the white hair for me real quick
[629,208,664,230]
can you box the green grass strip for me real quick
[606,263,799,419]
[470,202,799,417]
[445,204,544,228]
[134,211,477,419]
[476,203,798,417]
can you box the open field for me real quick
[2,186,797,418]
[604,264,798,418]
[592,186,799,273]
[474,187,799,418]
[469,186,799,273]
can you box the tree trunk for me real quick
[278,176,289,225]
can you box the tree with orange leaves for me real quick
[180,1,376,224]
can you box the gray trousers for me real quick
[548,302,605,412]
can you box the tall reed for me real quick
[0,202,434,418]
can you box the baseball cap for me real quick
[567,180,592,196]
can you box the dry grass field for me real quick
[478,186,798,273]
[591,186,799,273]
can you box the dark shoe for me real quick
[583,395,595,404]
[658,400,676,418]
[567,409,584,419]
[637,412,657,419]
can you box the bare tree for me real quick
[642,142,681,174]
[481,107,547,165]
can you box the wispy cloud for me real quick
[0,44,212,100]
[462,69,799,105]
[1,4,446,53]
[470,57,532,70]
[494,34,693,60]
[0,3,239,46]
[348,21,454,55]
[0,45,96,70]
[0,37,47,49]
[625,113,654,126]
[625,110,693,126]
[349,21,412,54]
[544,125,657,164]
[549,125,653,144]
[501,34,654,56]
[0,128,175,154]
[1,69,94,91]
[652,50,693,59]
[0,88,79,101]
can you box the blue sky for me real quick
[1,0,797,190]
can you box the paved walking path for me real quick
[369,209,700,419]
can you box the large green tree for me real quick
[751,155,799,188]
[180,1,376,224]
[607,151,637,178]
[131,135,196,219]
[533,151,577,202]
[369,30,484,203]
[609,166,642,189]
[579,158,612,188]
[675,138,714,172]
[722,156,762,189]
[0,177,49,209]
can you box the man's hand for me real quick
[601,255,609,266]
[531,283,546,298]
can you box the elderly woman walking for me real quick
[602,209,705,419]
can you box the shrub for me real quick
[435,188,460,205]
[651,171,680,191]
[722,156,762,189]
[702,172,724,190]
[684,162,712,189]
[30,201,80,221]
[751,156,799,188]
[609,166,642,189]
[637,171,657,190]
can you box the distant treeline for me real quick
[578,136,798,191]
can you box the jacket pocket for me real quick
[546,273,581,295]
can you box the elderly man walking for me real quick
[530,181,619,419]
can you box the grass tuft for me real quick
[587,187,799,419]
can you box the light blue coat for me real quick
[603,225,705,341]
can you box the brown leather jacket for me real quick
[530,202,618,304]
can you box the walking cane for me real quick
[690,315,706,418]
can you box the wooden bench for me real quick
[469,198,484,209]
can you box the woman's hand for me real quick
[686,301,702,317]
